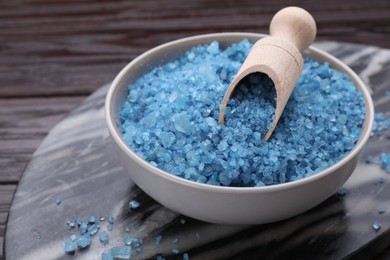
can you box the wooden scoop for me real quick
[218,7,316,141]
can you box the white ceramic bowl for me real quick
[105,33,374,225]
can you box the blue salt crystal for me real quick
[206,41,220,55]
[107,216,114,224]
[172,248,180,254]
[129,199,140,209]
[107,224,112,231]
[88,215,96,224]
[161,132,176,148]
[88,224,99,236]
[80,222,88,235]
[372,220,382,231]
[378,207,387,214]
[99,231,109,245]
[105,246,132,260]
[101,252,112,260]
[183,253,190,260]
[156,255,165,260]
[68,221,75,229]
[70,234,77,242]
[76,215,83,226]
[55,196,61,205]
[337,187,347,196]
[379,153,390,173]
[124,236,143,249]
[172,112,192,135]
[64,241,75,253]
[155,234,162,245]
[76,234,91,249]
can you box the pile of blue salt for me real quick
[120,40,365,187]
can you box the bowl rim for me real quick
[105,32,375,194]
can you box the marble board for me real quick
[5,42,390,260]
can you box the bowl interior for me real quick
[107,33,374,192]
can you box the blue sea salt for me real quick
[88,224,99,236]
[155,234,162,245]
[366,153,390,173]
[379,153,390,173]
[99,231,109,245]
[372,220,382,231]
[64,241,75,253]
[124,236,143,252]
[88,215,96,224]
[337,187,347,197]
[120,40,366,187]
[80,221,88,235]
[128,199,140,210]
[76,234,92,249]
[70,234,77,242]
[102,246,132,260]
[55,196,61,205]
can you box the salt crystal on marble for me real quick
[99,231,109,245]
[372,220,382,231]
[76,234,91,249]
[102,246,132,260]
[128,199,140,210]
[64,241,75,253]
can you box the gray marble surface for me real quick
[5,41,390,260]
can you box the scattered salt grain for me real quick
[378,207,387,214]
[372,220,382,231]
[99,231,109,245]
[88,224,99,236]
[107,225,112,231]
[88,215,96,224]
[55,196,61,205]
[172,248,180,254]
[379,153,390,173]
[64,241,75,253]
[183,252,190,260]
[123,236,143,252]
[337,187,347,197]
[102,246,132,260]
[70,234,77,242]
[365,153,390,173]
[76,234,91,249]
[155,234,162,245]
[128,200,140,210]
[107,216,114,224]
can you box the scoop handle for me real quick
[270,6,316,52]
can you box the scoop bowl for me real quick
[105,33,374,225]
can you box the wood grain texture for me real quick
[0,0,389,97]
[0,0,389,259]
[0,185,16,260]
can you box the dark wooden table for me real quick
[0,1,389,259]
